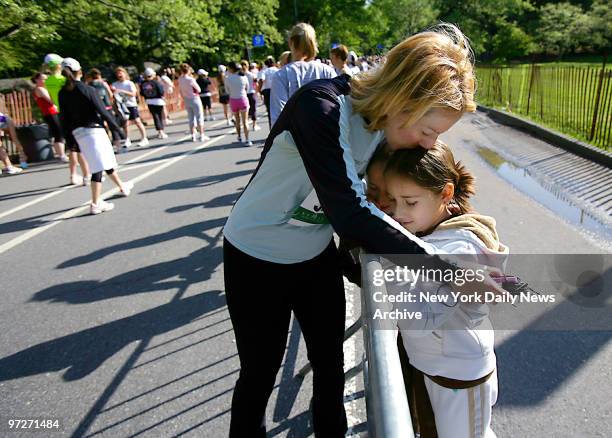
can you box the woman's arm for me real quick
[84,85,122,133]
[270,69,289,124]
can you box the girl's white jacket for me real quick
[386,214,509,381]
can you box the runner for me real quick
[257,56,279,128]
[196,69,215,121]
[270,23,336,124]
[217,65,232,126]
[178,63,209,142]
[225,61,252,146]
[241,60,260,132]
[140,68,168,139]
[112,67,149,148]
[31,72,68,162]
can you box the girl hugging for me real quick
[368,140,508,438]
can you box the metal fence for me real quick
[361,254,415,438]
[476,63,612,150]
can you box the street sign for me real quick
[331,42,340,49]
[377,44,384,50]
[252,35,265,48]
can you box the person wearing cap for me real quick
[140,68,168,139]
[58,57,133,215]
[217,65,232,126]
[196,69,215,121]
[44,53,91,185]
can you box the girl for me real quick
[140,68,168,139]
[241,60,260,132]
[196,69,214,121]
[225,61,251,146]
[58,58,133,215]
[383,141,508,438]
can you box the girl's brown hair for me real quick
[351,23,476,131]
[384,140,475,214]
[179,63,192,75]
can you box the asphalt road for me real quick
[0,104,610,437]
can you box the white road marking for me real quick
[0,134,227,256]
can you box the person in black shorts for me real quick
[196,69,215,121]
[217,65,232,126]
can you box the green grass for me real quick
[476,64,612,150]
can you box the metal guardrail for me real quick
[361,254,415,438]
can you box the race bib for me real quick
[288,190,330,226]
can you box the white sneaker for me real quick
[59,155,70,163]
[138,138,149,147]
[120,181,134,197]
[124,138,132,147]
[226,119,232,126]
[4,166,23,175]
[70,174,82,185]
[253,125,261,131]
[191,134,198,142]
[200,134,210,142]
[90,200,114,215]
[157,132,168,139]
[211,116,216,121]
[244,140,253,146]
[166,119,173,125]
[82,175,91,186]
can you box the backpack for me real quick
[141,80,161,99]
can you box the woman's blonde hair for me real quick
[288,23,318,60]
[351,23,476,131]
[384,140,476,214]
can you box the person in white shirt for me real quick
[111,67,148,147]
[178,63,209,142]
[257,56,279,128]
[160,70,175,125]
[241,60,260,132]
[224,61,252,146]
[270,23,336,124]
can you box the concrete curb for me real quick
[477,104,612,169]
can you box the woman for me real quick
[217,65,232,126]
[86,68,124,151]
[224,61,251,146]
[112,67,149,148]
[140,68,168,139]
[58,58,133,215]
[223,24,503,437]
[241,60,259,132]
[196,69,214,121]
[31,72,68,162]
[257,56,279,128]
[178,63,209,142]
[269,22,336,124]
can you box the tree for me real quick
[536,2,593,57]
[0,1,58,74]
[587,0,612,54]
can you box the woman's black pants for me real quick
[147,104,165,131]
[223,238,348,437]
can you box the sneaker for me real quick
[82,175,91,186]
[124,138,132,147]
[237,136,242,143]
[166,119,173,125]
[200,134,210,142]
[253,125,261,131]
[19,161,28,169]
[4,166,23,175]
[70,174,82,185]
[138,138,149,147]
[157,132,168,139]
[120,181,134,197]
[191,134,198,142]
[59,155,70,163]
[226,119,232,126]
[244,140,253,146]
[90,200,114,215]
